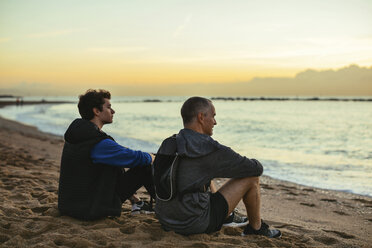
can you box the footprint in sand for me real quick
[139,223,166,241]
[313,235,339,245]
[303,188,315,192]
[120,226,136,234]
[142,218,155,224]
[352,198,372,204]
[278,184,297,190]
[333,210,349,216]
[31,206,50,214]
[286,191,300,196]
[322,229,355,239]
[285,197,297,201]
[320,198,338,203]
[261,184,274,190]
[300,202,316,207]
[279,187,311,197]
[275,222,307,233]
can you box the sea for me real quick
[1,96,371,197]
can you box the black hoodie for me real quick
[58,118,122,220]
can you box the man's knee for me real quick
[243,176,260,189]
[219,176,260,197]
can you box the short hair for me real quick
[181,97,212,125]
[78,89,111,120]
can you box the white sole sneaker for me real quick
[131,210,154,215]
[223,221,248,228]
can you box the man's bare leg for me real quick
[129,195,140,204]
[210,180,217,193]
[218,177,261,230]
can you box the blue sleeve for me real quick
[91,139,152,168]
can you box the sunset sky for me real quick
[0,0,371,96]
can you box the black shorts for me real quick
[205,191,228,233]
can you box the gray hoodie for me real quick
[155,128,263,235]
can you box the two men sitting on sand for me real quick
[58,89,280,238]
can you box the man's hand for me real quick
[210,180,217,193]
[150,153,155,164]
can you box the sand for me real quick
[0,115,371,247]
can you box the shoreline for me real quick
[0,115,371,247]
[0,103,370,199]
[0,100,73,108]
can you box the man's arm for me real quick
[91,139,152,168]
[210,146,263,179]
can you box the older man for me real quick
[154,96,281,238]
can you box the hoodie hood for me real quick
[176,128,221,158]
[64,118,106,144]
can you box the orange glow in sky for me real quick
[0,1,371,95]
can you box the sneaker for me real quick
[223,210,248,227]
[131,200,154,215]
[242,220,282,238]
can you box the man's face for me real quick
[96,98,115,124]
[201,104,217,136]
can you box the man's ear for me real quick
[92,107,100,116]
[196,112,204,124]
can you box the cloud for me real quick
[173,14,193,38]
[240,64,372,96]
[86,46,149,54]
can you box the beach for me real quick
[0,114,371,247]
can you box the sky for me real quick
[0,0,371,96]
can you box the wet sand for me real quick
[0,115,371,247]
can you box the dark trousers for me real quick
[116,165,155,203]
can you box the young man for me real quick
[155,97,281,237]
[58,89,155,220]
